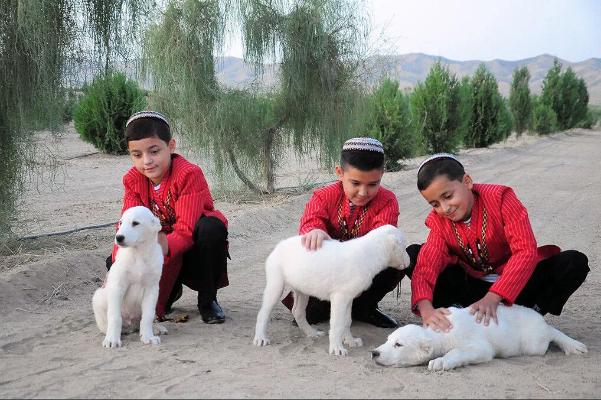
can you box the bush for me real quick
[410,61,462,153]
[73,71,146,154]
[464,64,511,147]
[532,98,557,134]
[509,66,532,135]
[361,78,415,170]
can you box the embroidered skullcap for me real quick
[417,153,462,175]
[342,137,384,154]
[126,110,170,128]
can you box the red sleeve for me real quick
[410,214,453,314]
[299,191,331,235]
[371,193,399,228]
[166,169,209,259]
[488,188,538,304]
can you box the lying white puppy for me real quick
[92,206,166,348]
[372,304,587,370]
[253,224,410,356]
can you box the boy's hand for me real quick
[158,232,169,256]
[301,229,331,251]
[418,300,452,333]
[469,292,502,326]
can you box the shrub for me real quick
[73,71,146,154]
[532,98,557,134]
[361,78,415,170]
[509,66,532,135]
[410,61,462,153]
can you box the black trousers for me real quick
[404,244,589,315]
[107,215,229,307]
[304,267,405,324]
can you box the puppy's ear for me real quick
[419,338,433,355]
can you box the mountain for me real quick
[214,54,601,105]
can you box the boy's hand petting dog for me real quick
[300,229,331,251]
[418,300,452,333]
[469,291,502,326]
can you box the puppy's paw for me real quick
[329,344,348,356]
[253,335,270,346]
[102,335,122,348]
[141,335,161,345]
[307,329,326,338]
[343,336,363,348]
[154,324,168,336]
[565,341,588,355]
[428,357,445,371]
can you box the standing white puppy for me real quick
[92,206,165,348]
[253,224,410,356]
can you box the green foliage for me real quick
[360,79,414,171]
[145,0,366,193]
[73,71,147,154]
[464,64,511,148]
[531,96,557,134]
[62,89,80,122]
[541,59,589,130]
[509,66,532,135]
[0,0,73,238]
[410,61,462,153]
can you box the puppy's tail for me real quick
[549,326,587,355]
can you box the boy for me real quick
[108,110,229,324]
[406,153,589,332]
[283,137,403,328]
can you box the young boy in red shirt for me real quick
[406,153,589,332]
[107,111,229,324]
[283,137,403,328]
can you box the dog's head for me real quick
[115,206,162,248]
[378,225,411,270]
[371,324,434,367]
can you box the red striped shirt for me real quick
[299,181,399,238]
[111,154,227,317]
[411,184,540,310]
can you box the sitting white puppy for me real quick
[92,206,166,348]
[372,304,587,370]
[253,224,410,356]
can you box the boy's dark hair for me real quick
[417,157,465,191]
[340,150,385,171]
[125,113,171,143]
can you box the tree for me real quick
[0,0,74,237]
[144,0,366,194]
[410,61,462,153]
[464,64,511,148]
[509,66,532,135]
[361,79,414,171]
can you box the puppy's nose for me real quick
[115,234,125,244]
[371,350,380,359]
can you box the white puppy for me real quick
[372,304,587,370]
[253,224,410,356]
[92,206,166,348]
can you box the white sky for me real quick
[223,0,601,62]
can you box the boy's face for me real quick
[420,174,474,222]
[127,136,176,185]
[335,165,383,207]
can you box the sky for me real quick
[223,0,601,63]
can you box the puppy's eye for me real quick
[132,221,140,227]
[394,343,403,348]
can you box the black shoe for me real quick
[353,308,398,328]
[198,300,225,324]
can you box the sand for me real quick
[0,126,599,398]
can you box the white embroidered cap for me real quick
[126,110,170,128]
[342,137,384,153]
[417,153,462,175]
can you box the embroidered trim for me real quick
[337,199,368,241]
[451,207,493,273]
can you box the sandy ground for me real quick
[0,126,600,399]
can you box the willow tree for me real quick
[144,0,366,193]
[0,0,74,237]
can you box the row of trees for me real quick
[0,0,596,238]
